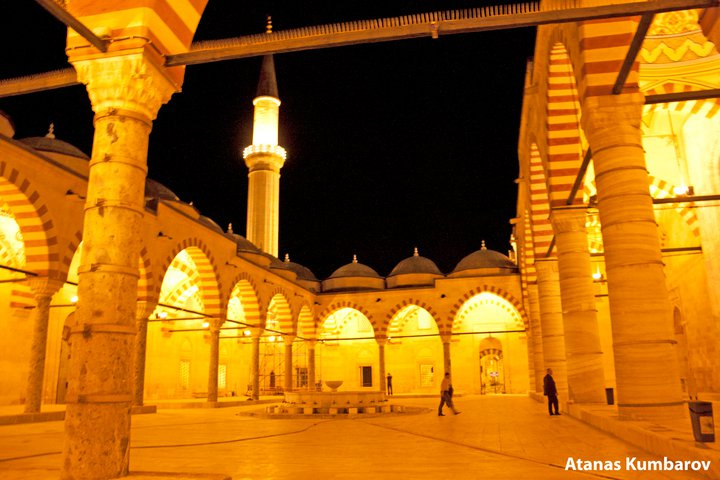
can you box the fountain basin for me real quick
[283,390,386,409]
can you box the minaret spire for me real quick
[243,29,286,257]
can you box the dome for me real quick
[223,224,260,253]
[323,255,385,292]
[329,255,382,279]
[145,179,180,202]
[272,254,318,281]
[19,125,88,159]
[388,248,443,276]
[198,215,223,234]
[451,241,517,275]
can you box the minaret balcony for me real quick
[243,144,287,160]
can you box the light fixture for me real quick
[592,268,603,281]
[268,335,275,342]
[243,329,251,336]
[157,311,168,320]
[202,321,210,328]
[70,295,78,304]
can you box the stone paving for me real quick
[0,395,715,479]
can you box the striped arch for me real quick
[647,175,700,237]
[297,304,315,339]
[163,277,204,312]
[529,144,554,258]
[520,209,538,296]
[160,240,222,317]
[0,161,59,276]
[384,298,440,338]
[59,230,83,280]
[546,43,585,207]
[227,272,261,327]
[449,285,529,330]
[578,17,640,98]
[136,246,155,303]
[583,175,700,238]
[318,301,377,332]
[643,82,720,120]
[267,291,293,335]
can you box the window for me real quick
[420,364,435,387]
[218,364,227,390]
[361,366,373,387]
[180,360,190,390]
[296,367,308,388]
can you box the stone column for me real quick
[24,277,64,413]
[527,284,545,393]
[582,94,683,420]
[377,336,387,394]
[250,328,262,400]
[440,334,452,375]
[535,259,569,401]
[63,53,176,479]
[207,320,221,402]
[551,206,606,403]
[307,339,316,390]
[283,335,295,392]
[133,301,157,407]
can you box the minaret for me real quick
[243,20,286,256]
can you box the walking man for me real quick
[438,372,460,416]
[543,368,560,415]
[386,372,393,395]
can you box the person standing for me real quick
[386,372,393,395]
[438,372,460,416]
[543,368,560,415]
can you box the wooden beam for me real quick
[645,88,720,104]
[566,148,593,205]
[34,0,108,52]
[612,13,654,94]
[0,68,79,98]
[167,0,717,66]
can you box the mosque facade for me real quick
[0,1,718,479]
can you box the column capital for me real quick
[27,277,65,299]
[135,300,158,321]
[550,206,588,234]
[72,53,178,124]
[375,335,388,347]
[534,257,559,275]
[283,334,297,345]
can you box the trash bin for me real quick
[688,401,715,442]
[605,387,614,405]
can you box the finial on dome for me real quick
[352,254,358,263]
[284,253,290,262]
[227,223,233,234]
[413,247,419,257]
[266,15,272,34]
[481,240,487,250]
[46,123,55,139]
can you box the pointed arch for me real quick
[161,239,222,316]
[267,291,292,335]
[318,301,376,332]
[546,43,585,208]
[384,298,439,338]
[0,161,60,277]
[449,285,528,329]
[227,272,261,327]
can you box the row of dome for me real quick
[228,229,518,292]
[14,129,518,292]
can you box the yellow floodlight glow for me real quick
[243,329,251,336]
[70,295,79,304]
[202,321,210,328]
[158,311,168,319]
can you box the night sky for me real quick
[2,1,536,279]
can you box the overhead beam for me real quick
[167,0,717,66]
[34,0,108,52]
[566,148,593,205]
[645,88,720,104]
[653,194,720,204]
[0,68,79,98]
[612,13,655,94]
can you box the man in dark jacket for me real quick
[543,368,560,415]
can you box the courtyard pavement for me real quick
[0,395,716,479]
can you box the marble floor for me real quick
[0,395,714,479]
